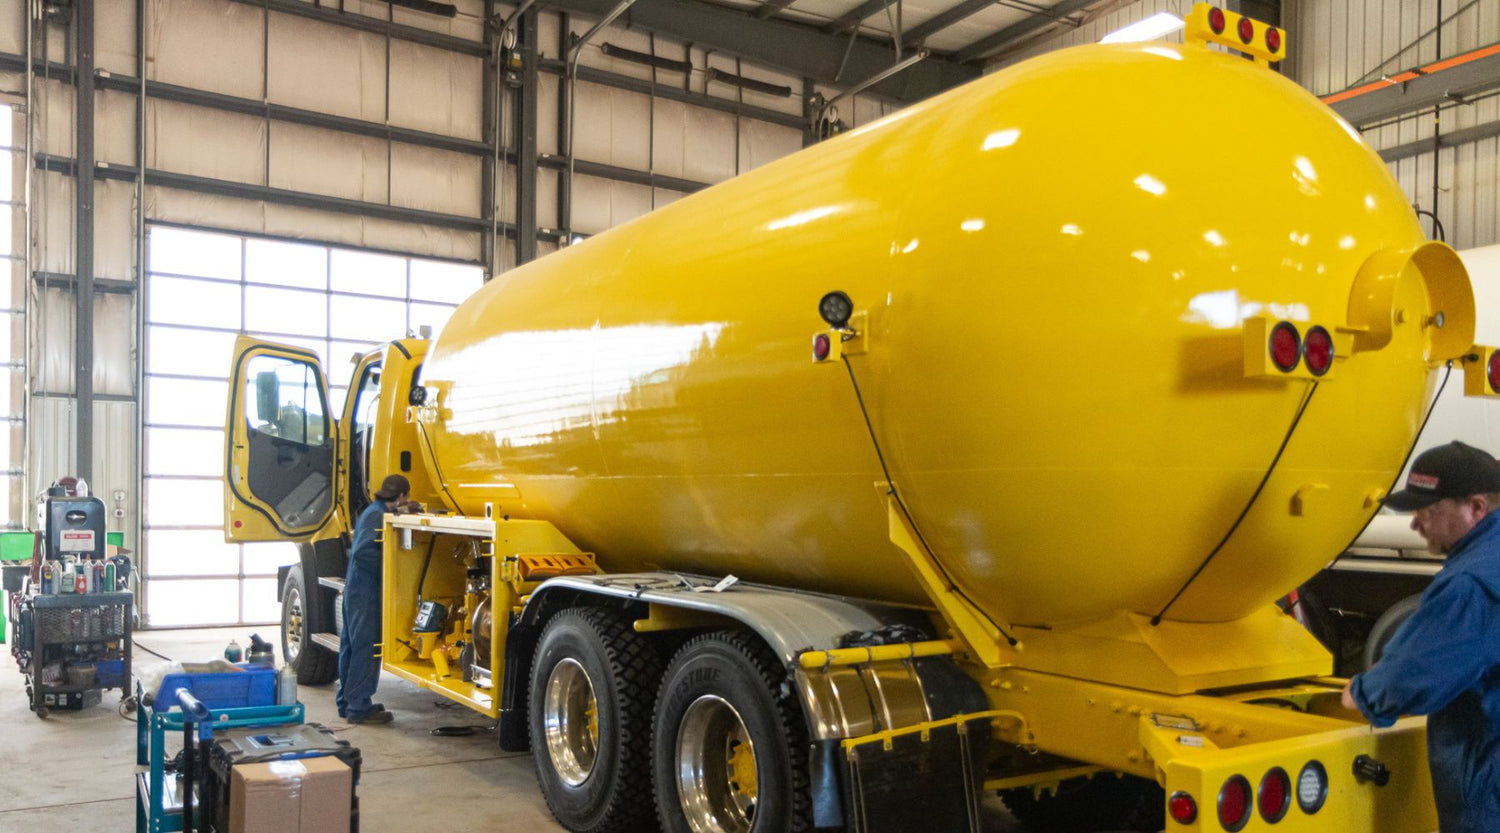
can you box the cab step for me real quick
[309,632,340,652]
[318,576,346,592]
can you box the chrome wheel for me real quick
[544,657,599,786]
[676,694,757,833]
[283,585,304,664]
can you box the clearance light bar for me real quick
[1185,3,1286,65]
[1243,315,1342,380]
[1461,345,1500,396]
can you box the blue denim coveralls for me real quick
[335,498,390,720]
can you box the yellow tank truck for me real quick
[224,6,1477,831]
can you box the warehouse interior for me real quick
[3,0,1499,831]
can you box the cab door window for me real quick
[243,354,332,528]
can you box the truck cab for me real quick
[222,335,431,682]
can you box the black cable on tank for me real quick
[1151,381,1320,626]
[839,354,1019,646]
[1326,362,1454,567]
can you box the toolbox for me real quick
[201,724,361,833]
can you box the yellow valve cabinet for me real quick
[225,6,1458,832]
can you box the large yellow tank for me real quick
[419,38,1471,631]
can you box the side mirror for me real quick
[255,371,279,423]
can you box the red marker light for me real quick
[1208,7,1226,33]
[813,333,832,361]
[1269,321,1301,373]
[234,520,243,528]
[1238,17,1255,43]
[1168,791,1198,824]
[1259,768,1291,823]
[1265,27,1282,53]
[1304,326,1333,376]
[1488,350,1500,393]
[1219,775,1252,831]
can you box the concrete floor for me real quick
[2,626,1028,832]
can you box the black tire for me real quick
[1362,593,1423,671]
[653,631,812,833]
[530,607,663,833]
[282,565,337,685]
[1000,774,1164,833]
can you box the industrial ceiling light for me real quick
[1100,12,1186,44]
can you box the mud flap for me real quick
[842,716,991,833]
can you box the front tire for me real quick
[530,607,662,833]
[282,566,337,685]
[653,631,812,833]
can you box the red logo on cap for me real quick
[1410,473,1440,491]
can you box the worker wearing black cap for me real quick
[1342,441,1500,833]
[336,474,411,725]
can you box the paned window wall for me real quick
[144,226,481,627]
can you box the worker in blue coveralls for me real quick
[336,474,411,725]
[1342,441,1500,833]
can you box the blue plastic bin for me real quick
[154,664,277,711]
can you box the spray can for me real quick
[58,563,74,594]
[225,639,243,663]
[92,562,105,594]
[103,561,116,592]
[40,561,54,595]
[75,566,88,594]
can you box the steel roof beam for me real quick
[823,0,892,36]
[953,0,1094,63]
[543,0,979,101]
[1325,43,1500,128]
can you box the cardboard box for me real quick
[229,755,351,833]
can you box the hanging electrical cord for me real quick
[1152,381,1321,626]
[838,352,1019,646]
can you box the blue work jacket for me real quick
[1351,510,1500,833]
[346,498,393,584]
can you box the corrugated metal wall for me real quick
[1286,0,1500,249]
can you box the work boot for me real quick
[349,708,393,725]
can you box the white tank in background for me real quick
[1300,243,1500,673]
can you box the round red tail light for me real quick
[1219,775,1252,831]
[1488,350,1500,392]
[1208,7,1227,33]
[1266,27,1282,53]
[1168,791,1198,824]
[1303,325,1333,376]
[1269,321,1301,372]
[812,333,832,361]
[1259,768,1291,823]
[1237,17,1255,43]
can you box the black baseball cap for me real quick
[1383,441,1500,511]
[374,474,410,501]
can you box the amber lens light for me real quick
[1488,350,1500,392]
[1208,7,1226,33]
[1219,775,1252,831]
[1266,27,1282,53]
[1304,326,1334,376]
[812,333,832,361]
[1297,761,1328,814]
[1168,792,1198,824]
[1237,17,1254,42]
[1270,321,1301,372]
[1259,768,1291,823]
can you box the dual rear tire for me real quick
[529,612,811,833]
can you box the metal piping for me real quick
[20,0,33,525]
[493,0,539,274]
[563,0,638,239]
[133,0,147,612]
[819,48,927,122]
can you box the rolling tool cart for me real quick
[136,665,358,833]
[18,590,132,716]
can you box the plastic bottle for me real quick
[224,639,243,663]
[58,563,74,594]
[75,567,87,594]
[278,664,298,706]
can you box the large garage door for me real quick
[143,225,480,627]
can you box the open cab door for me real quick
[224,335,336,542]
